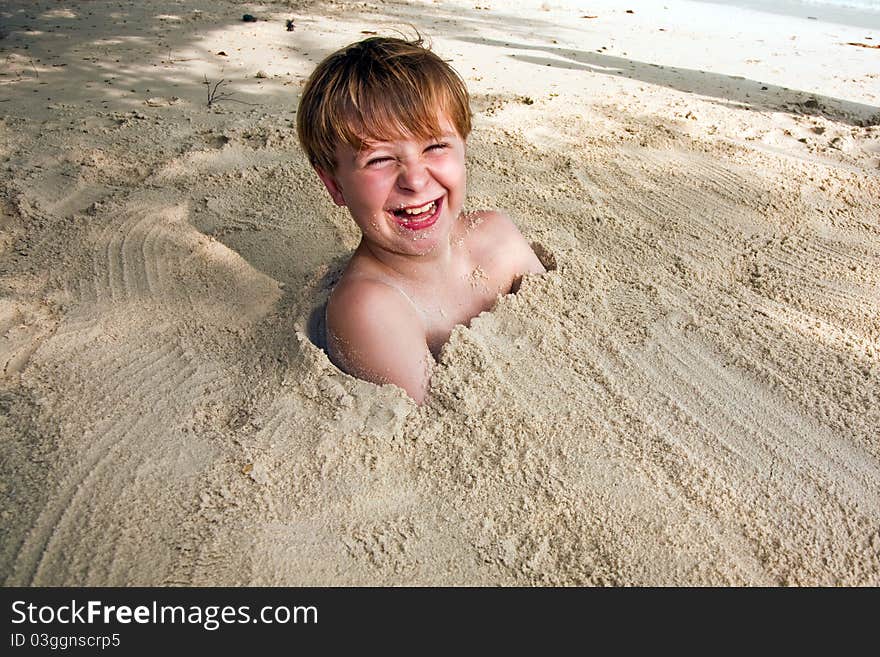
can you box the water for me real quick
[695,0,880,29]
[711,0,879,10]
[803,0,879,10]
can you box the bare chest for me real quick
[412,265,511,359]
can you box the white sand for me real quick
[1,0,879,585]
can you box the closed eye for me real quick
[366,156,393,166]
[426,142,449,152]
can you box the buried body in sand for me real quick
[297,37,546,404]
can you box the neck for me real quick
[360,231,456,283]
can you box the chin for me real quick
[391,226,444,256]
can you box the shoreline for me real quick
[694,0,880,30]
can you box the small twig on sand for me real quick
[205,75,226,106]
[204,75,258,107]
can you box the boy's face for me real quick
[316,116,466,257]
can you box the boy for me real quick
[297,36,545,404]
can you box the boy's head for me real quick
[297,35,472,174]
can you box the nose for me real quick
[396,159,429,192]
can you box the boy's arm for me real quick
[325,280,434,404]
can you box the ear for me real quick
[315,167,346,207]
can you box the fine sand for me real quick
[1,0,879,585]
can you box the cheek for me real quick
[440,157,466,190]
[452,166,467,199]
[349,175,391,209]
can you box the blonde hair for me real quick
[297,35,472,173]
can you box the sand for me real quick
[1,0,879,586]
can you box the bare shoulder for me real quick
[325,275,433,403]
[464,209,546,277]
[465,209,521,239]
[327,275,413,319]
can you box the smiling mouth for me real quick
[388,196,443,230]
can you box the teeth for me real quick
[403,201,435,215]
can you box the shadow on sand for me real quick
[455,36,880,127]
